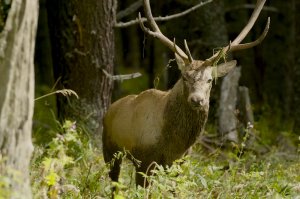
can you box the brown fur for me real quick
[103,0,267,187]
[103,59,236,187]
[103,79,208,186]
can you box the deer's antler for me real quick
[139,0,270,67]
[204,0,270,66]
[138,0,192,63]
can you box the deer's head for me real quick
[138,0,269,110]
[175,52,236,110]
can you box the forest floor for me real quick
[30,120,300,199]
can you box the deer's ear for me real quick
[175,53,186,72]
[213,60,237,77]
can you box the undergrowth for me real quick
[30,120,300,198]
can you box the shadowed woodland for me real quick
[0,0,300,198]
[36,0,300,142]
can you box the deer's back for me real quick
[103,89,169,152]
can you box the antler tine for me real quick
[138,0,189,62]
[173,38,180,55]
[204,0,268,66]
[143,0,160,33]
[231,0,266,45]
[184,40,193,62]
[230,17,270,51]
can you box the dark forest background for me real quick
[34,0,300,142]
[1,0,300,197]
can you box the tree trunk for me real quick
[47,0,116,146]
[0,0,38,198]
[218,67,241,143]
[237,86,254,127]
[292,0,300,134]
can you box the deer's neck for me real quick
[161,79,208,155]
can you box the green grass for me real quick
[30,120,300,199]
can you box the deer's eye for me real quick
[207,79,213,83]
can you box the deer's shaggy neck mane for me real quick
[160,79,208,162]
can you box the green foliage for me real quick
[33,84,58,145]
[0,157,12,199]
[31,120,300,198]
[31,120,110,198]
[254,105,297,147]
[0,156,26,199]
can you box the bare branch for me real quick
[102,69,142,81]
[226,4,279,13]
[115,0,213,28]
[117,0,143,20]
[138,4,189,62]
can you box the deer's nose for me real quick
[189,96,204,107]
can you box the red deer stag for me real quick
[103,0,269,187]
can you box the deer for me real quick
[103,0,269,187]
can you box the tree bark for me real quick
[292,0,300,134]
[0,0,38,198]
[47,0,116,146]
[218,67,241,143]
[237,86,254,127]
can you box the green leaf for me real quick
[199,175,208,189]
[114,194,125,199]
[45,170,59,186]
[42,157,53,170]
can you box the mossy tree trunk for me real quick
[47,0,116,146]
[0,0,38,198]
